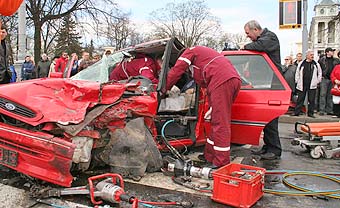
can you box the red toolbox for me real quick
[211,163,265,208]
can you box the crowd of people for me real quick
[18,50,105,80]
[282,47,340,118]
[0,30,107,82]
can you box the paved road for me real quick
[0,122,339,208]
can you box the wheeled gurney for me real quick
[292,122,340,159]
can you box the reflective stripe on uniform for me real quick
[206,138,214,145]
[178,57,191,65]
[213,146,230,152]
[139,66,152,74]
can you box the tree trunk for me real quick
[33,23,41,65]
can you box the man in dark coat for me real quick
[0,24,11,84]
[21,55,35,80]
[243,20,282,160]
[37,53,51,78]
[318,47,340,115]
[166,46,241,168]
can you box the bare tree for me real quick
[221,33,248,45]
[96,9,147,50]
[100,10,131,50]
[148,0,221,47]
[26,0,118,63]
[41,19,62,55]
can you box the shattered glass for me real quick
[71,52,124,83]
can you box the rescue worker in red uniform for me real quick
[166,46,241,168]
[109,55,161,84]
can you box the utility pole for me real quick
[302,0,309,115]
[17,1,26,62]
[302,0,308,57]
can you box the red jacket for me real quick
[54,57,68,74]
[109,57,161,84]
[331,64,340,84]
[166,46,240,92]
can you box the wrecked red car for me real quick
[0,37,291,187]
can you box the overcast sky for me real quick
[114,0,327,62]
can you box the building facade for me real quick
[310,0,340,56]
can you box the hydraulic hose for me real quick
[263,170,340,199]
[160,119,185,161]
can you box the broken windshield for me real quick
[71,52,124,83]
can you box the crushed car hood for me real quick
[0,78,129,126]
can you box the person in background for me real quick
[9,62,17,83]
[54,51,68,74]
[294,52,303,66]
[282,55,297,100]
[48,56,59,77]
[314,53,325,113]
[21,55,35,81]
[93,54,101,63]
[37,53,51,78]
[70,53,79,76]
[105,50,112,57]
[78,51,93,71]
[330,51,340,118]
[243,20,282,160]
[293,50,322,117]
[166,46,241,168]
[0,23,11,84]
[318,47,340,115]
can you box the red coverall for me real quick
[166,46,241,167]
[109,56,161,84]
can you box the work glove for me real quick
[204,107,212,121]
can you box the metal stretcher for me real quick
[292,122,340,159]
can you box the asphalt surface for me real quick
[0,114,339,208]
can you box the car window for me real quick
[71,52,124,83]
[226,54,284,90]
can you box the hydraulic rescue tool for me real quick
[159,119,214,180]
[30,173,193,208]
[162,155,213,179]
[31,173,139,207]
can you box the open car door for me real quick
[223,50,291,145]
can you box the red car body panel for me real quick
[0,78,129,126]
[226,51,291,145]
[0,78,158,187]
[0,122,75,187]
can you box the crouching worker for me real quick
[109,54,162,85]
[166,46,241,168]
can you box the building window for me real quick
[320,8,324,15]
[318,22,325,43]
[328,21,335,43]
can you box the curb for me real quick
[279,114,340,124]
